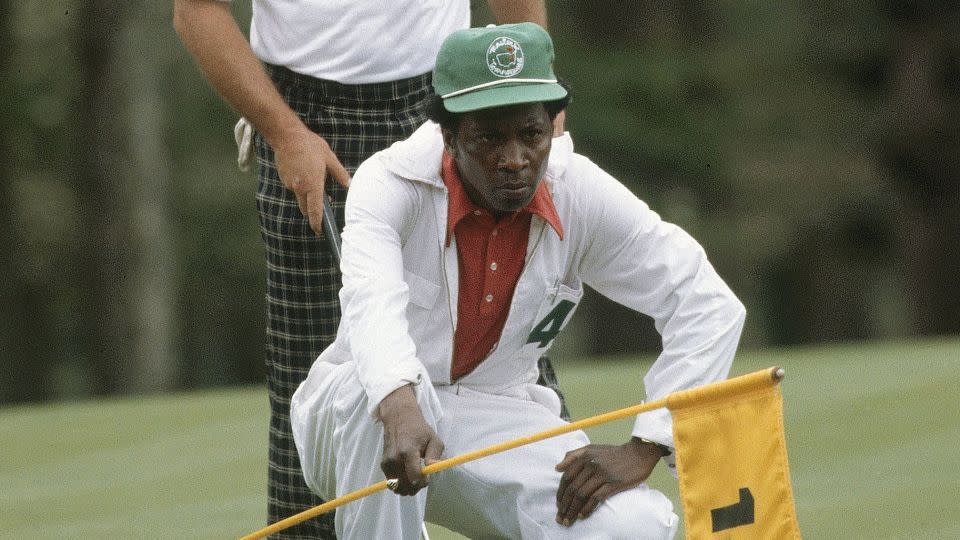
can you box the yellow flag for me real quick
[667,368,801,539]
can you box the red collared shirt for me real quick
[441,152,564,381]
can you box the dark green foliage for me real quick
[1,0,957,402]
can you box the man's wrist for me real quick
[261,113,310,153]
[377,384,418,421]
[634,436,672,457]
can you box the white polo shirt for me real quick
[224,0,471,84]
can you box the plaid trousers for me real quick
[255,64,569,539]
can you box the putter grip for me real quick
[322,197,342,265]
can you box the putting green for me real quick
[1,337,957,539]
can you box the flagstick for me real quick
[238,367,784,540]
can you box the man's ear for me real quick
[441,128,456,157]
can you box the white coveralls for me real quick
[291,123,746,539]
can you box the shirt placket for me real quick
[478,210,501,317]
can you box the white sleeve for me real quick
[576,164,746,451]
[339,162,431,417]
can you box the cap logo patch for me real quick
[486,36,524,78]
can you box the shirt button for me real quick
[491,229,498,237]
[490,262,497,271]
[473,210,482,216]
[485,294,493,302]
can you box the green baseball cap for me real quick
[433,22,568,113]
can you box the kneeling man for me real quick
[291,22,746,540]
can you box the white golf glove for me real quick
[233,117,255,172]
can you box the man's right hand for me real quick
[172,0,351,235]
[273,126,351,235]
[377,384,444,496]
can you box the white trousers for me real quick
[291,362,679,540]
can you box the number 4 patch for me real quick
[526,299,576,348]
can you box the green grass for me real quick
[2,336,958,539]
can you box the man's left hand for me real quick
[554,437,666,526]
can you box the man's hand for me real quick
[173,0,350,235]
[378,385,444,496]
[273,126,351,235]
[554,437,667,526]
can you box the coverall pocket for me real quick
[404,268,441,309]
[524,282,584,351]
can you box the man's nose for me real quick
[499,139,528,171]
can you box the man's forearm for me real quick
[486,0,547,27]
[172,0,305,149]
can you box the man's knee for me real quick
[591,486,678,540]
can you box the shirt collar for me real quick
[441,151,564,245]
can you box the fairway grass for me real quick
[2,336,957,539]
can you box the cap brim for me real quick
[443,83,568,113]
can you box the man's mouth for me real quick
[497,183,530,200]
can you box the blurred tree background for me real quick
[2,0,958,404]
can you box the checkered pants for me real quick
[255,64,569,539]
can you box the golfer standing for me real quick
[291,23,746,539]
[173,2,565,537]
